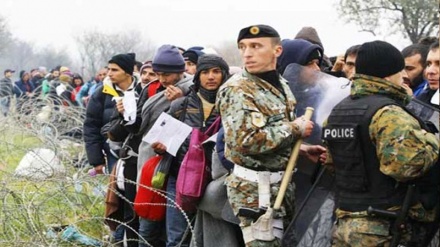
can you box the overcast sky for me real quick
[2,0,412,58]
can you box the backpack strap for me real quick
[179,97,190,122]
[204,116,222,136]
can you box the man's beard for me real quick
[410,73,424,89]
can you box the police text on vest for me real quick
[322,126,356,140]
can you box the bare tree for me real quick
[6,40,34,71]
[75,31,104,78]
[0,16,12,56]
[0,41,73,75]
[214,41,242,67]
[0,16,73,75]
[75,29,155,78]
[337,0,439,44]
[33,47,72,72]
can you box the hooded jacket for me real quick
[277,39,323,75]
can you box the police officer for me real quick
[323,41,439,246]
[216,24,326,246]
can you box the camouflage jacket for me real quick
[335,74,439,221]
[351,74,438,182]
[216,70,302,171]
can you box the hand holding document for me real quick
[142,112,193,156]
[122,91,137,125]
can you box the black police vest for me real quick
[323,94,410,212]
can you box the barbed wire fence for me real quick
[0,96,195,247]
[1,95,438,247]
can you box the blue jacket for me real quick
[83,84,119,167]
[413,80,428,97]
[14,80,35,97]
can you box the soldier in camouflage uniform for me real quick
[323,41,439,247]
[216,24,327,247]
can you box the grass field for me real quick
[0,116,110,246]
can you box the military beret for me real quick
[237,25,280,43]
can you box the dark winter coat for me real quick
[14,79,35,97]
[167,88,220,177]
[83,83,122,166]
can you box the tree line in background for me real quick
[0,0,437,80]
[337,0,438,44]
[0,16,242,80]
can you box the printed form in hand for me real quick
[142,112,192,156]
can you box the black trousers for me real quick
[123,156,140,247]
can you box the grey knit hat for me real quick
[152,45,185,73]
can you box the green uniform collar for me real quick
[351,74,412,106]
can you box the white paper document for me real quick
[203,133,218,144]
[142,112,193,156]
[122,91,137,125]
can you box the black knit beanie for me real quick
[183,49,205,64]
[355,41,404,78]
[19,70,27,79]
[193,54,230,90]
[108,53,136,75]
[152,45,185,73]
[306,49,322,65]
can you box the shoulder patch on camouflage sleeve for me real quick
[251,112,266,128]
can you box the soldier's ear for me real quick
[274,45,283,58]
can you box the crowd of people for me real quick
[0,24,438,247]
[0,65,109,117]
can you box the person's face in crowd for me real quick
[199,67,223,91]
[40,68,47,76]
[140,69,149,84]
[185,61,197,75]
[425,48,439,90]
[306,59,321,72]
[73,78,82,86]
[32,71,41,79]
[97,69,107,82]
[134,64,140,73]
[107,63,130,86]
[52,70,60,78]
[385,71,404,87]
[238,37,282,74]
[343,54,357,79]
[141,67,158,84]
[402,68,411,86]
[156,72,181,87]
[404,54,425,87]
[5,71,12,78]
[22,73,30,82]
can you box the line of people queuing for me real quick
[0,65,108,117]
[0,23,437,247]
